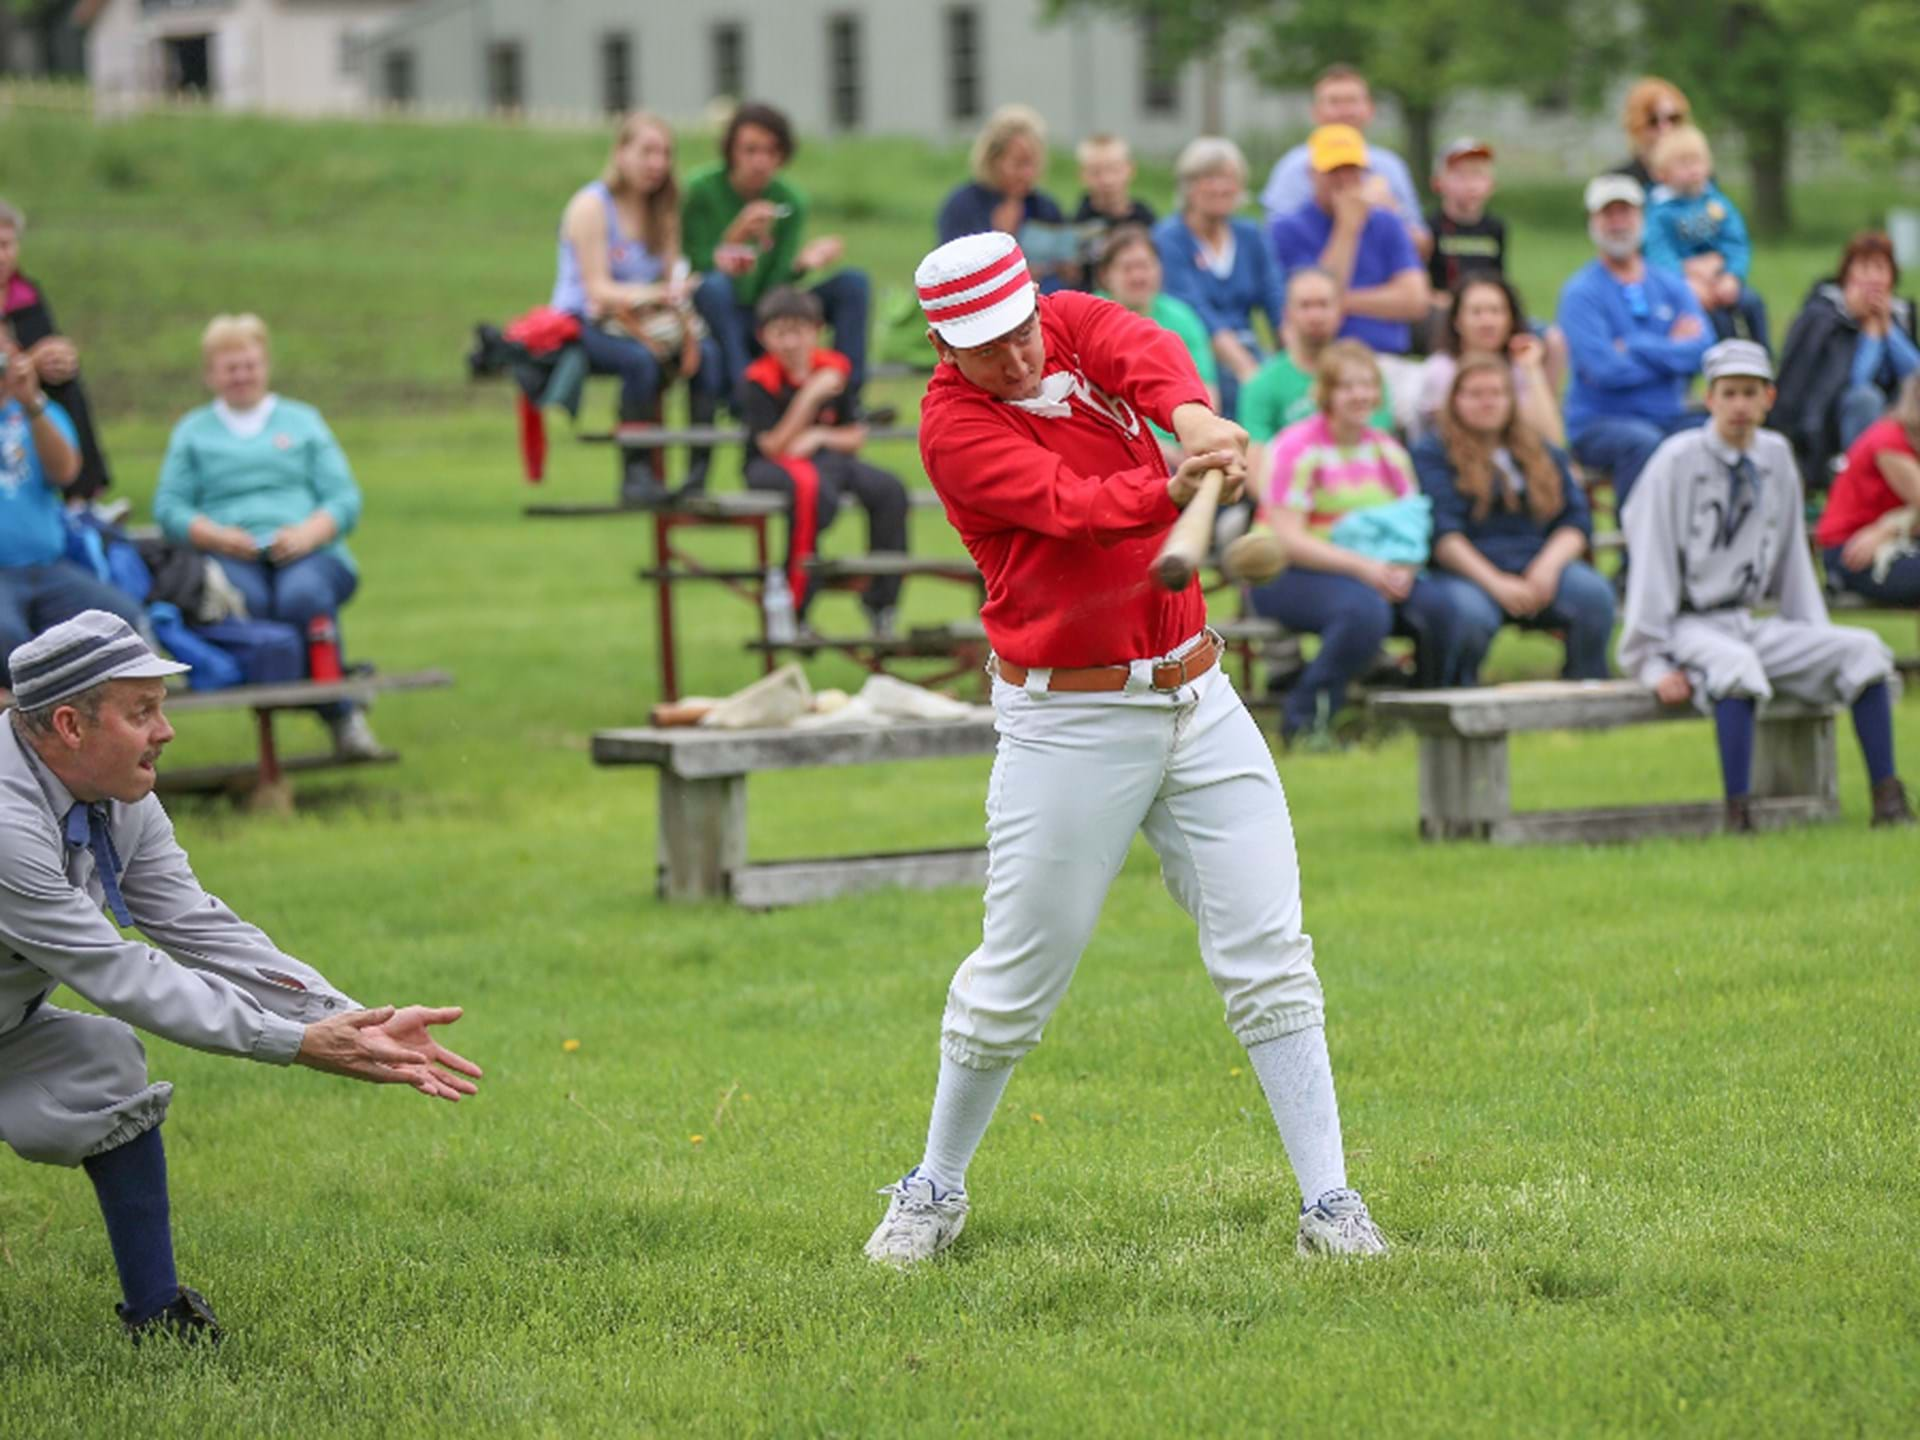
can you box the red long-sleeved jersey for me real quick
[919,290,1213,669]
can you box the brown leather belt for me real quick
[993,630,1221,694]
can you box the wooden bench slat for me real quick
[167,668,454,713]
[805,554,981,580]
[156,750,400,795]
[1486,795,1837,845]
[1371,679,1841,738]
[583,424,921,449]
[730,847,988,909]
[593,714,998,777]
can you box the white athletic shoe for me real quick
[327,708,383,760]
[1296,1187,1389,1257]
[863,1167,969,1267]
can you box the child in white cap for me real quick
[1618,339,1912,829]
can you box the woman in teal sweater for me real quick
[154,313,377,756]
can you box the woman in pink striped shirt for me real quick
[1249,340,1472,745]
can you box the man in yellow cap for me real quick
[1268,123,1431,422]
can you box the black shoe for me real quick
[1871,776,1916,828]
[1724,796,1756,834]
[859,403,899,428]
[619,475,673,509]
[120,1286,222,1345]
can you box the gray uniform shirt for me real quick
[1617,425,1827,688]
[0,715,356,1058]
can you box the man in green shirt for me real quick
[1238,266,1393,444]
[685,103,871,411]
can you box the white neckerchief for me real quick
[1004,371,1079,419]
[214,394,279,439]
[1002,368,1142,438]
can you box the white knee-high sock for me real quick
[1246,1025,1348,1205]
[918,1055,1015,1194]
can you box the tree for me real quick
[1634,0,1920,235]
[1050,0,1621,187]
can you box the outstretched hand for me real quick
[371,1005,483,1101]
[297,1005,483,1102]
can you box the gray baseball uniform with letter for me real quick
[1617,426,1894,708]
[0,715,355,1166]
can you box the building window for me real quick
[1140,16,1179,116]
[601,33,633,114]
[945,7,979,124]
[826,15,861,131]
[711,22,745,101]
[383,49,416,106]
[487,40,522,111]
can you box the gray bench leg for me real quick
[1416,734,1511,840]
[657,774,746,901]
[1753,711,1840,813]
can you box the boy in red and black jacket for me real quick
[740,287,908,635]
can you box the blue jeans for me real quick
[576,323,723,422]
[1825,545,1920,607]
[1248,566,1470,737]
[1431,560,1617,685]
[213,552,359,718]
[1838,383,1889,453]
[0,561,149,671]
[1570,411,1707,509]
[694,268,871,410]
[1708,288,1770,352]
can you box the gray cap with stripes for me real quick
[7,610,189,712]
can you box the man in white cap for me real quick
[1556,173,1713,508]
[862,232,1386,1267]
[0,611,482,1341]
[1619,340,1912,829]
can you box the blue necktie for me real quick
[65,801,132,927]
[1718,455,1757,548]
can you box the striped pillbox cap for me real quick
[8,610,189,713]
[915,232,1038,349]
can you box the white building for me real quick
[349,0,1316,148]
[82,0,409,115]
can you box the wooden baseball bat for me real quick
[1151,468,1224,591]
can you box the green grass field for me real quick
[0,101,1917,1438]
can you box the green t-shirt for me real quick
[680,166,807,307]
[1238,351,1393,442]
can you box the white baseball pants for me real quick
[1669,612,1893,709]
[941,638,1326,1070]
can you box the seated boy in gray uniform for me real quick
[0,612,483,1341]
[1618,340,1914,830]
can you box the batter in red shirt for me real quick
[863,232,1386,1267]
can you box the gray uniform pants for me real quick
[1670,613,1893,711]
[0,1003,171,1167]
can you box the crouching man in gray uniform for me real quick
[0,611,483,1341]
[1618,340,1914,830]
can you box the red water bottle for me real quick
[306,615,344,682]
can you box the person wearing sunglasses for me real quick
[1613,77,1696,192]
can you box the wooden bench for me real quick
[1370,679,1846,844]
[579,423,920,451]
[592,713,998,907]
[158,669,454,808]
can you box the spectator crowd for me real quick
[2,71,1914,825]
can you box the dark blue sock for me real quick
[1713,696,1756,798]
[82,1125,178,1324]
[1851,682,1897,784]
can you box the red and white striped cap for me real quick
[914,232,1037,348]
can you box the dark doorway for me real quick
[163,33,211,95]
